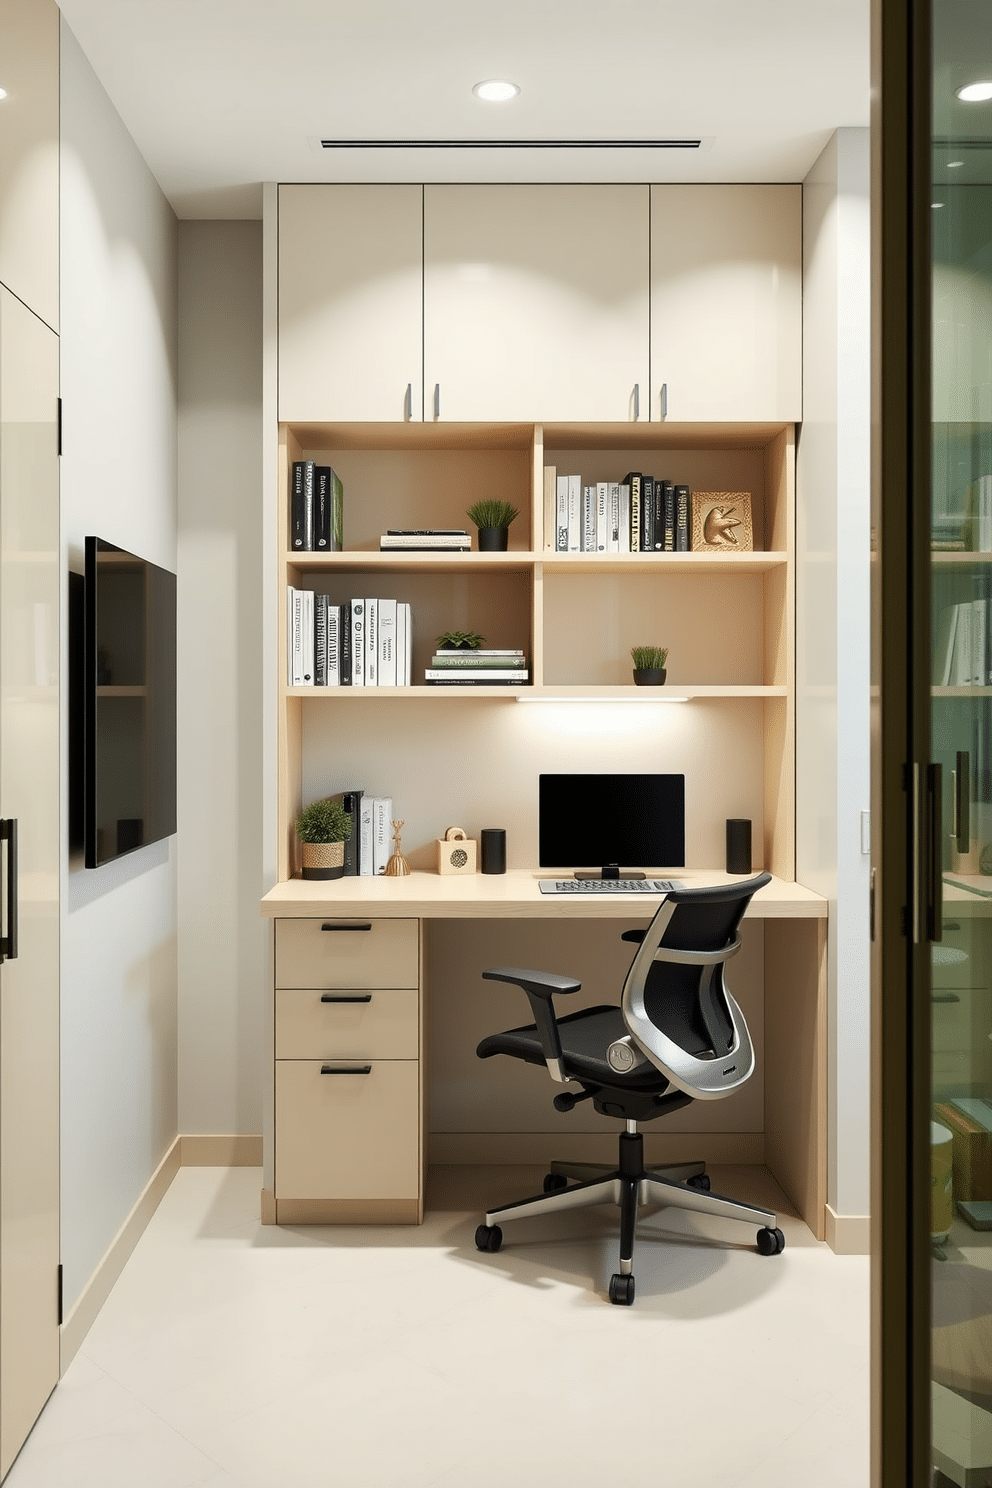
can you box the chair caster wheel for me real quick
[475,1224,503,1253]
[543,1173,568,1193]
[756,1226,785,1256]
[686,1172,711,1191]
[609,1273,635,1306]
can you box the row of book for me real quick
[288,590,413,686]
[544,469,690,554]
[425,649,528,686]
[935,599,992,686]
[291,461,344,552]
[379,529,471,552]
[331,788,394,875]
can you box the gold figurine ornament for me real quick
[384,820,411,877]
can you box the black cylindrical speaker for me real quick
[726,819,752,875]
[480,828,506,874]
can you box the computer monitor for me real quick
[539,773,685,880]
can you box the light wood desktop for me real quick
[260,870,827,1238]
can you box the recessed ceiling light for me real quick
[0,88,7,102]
[947,160,965,168]
[472,80,520,103]
[956,81,992,103]
[932,201,945,209]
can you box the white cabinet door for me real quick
[0,0,59,332]
[651,185,802,422]
[278,185,423,422]
[424,185,650,423]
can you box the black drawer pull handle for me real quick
[321,922,372,932]
[0,819,17,963]
[320,994,373,1004]
[320,1065,372,1076]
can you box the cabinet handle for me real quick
[320,993,373,1004]
[404,383,412,421]
[0,819,16,962]
[955,750,969,853]
[433,383,440,420]
[632,383,640,420]
[926,762,943,944]
[320,1065,372,1076]
[659,383,668,420]
[320,922,372,932]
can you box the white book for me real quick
[978,475,992,553]
[608,482,621,553]
[581,485,596,552]
[953,601,972,686]
[543,465,556,552]
[555,475,569,552]
[567,473,581,552]
[373,797,392,875]
[935,604,958,685]
[395,602,407,686]
[596,482,609,552]
[378,598,398,685]
[326,604,340,686]
[359,796,375,876]
[287,586,298,684]
[300,590,314,686]
[618,484,631,553]
[365,598,378,686]
[402,603,413,685]
[350,598,366,686]
[973,598,988,686]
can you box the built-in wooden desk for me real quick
[260,871,827,1236]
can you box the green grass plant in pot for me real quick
[296,797,352,880]
[436,630,484,651]
[466,499,519,552]
[630,645,669,686]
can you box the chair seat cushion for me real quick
[477,1004,673,1091]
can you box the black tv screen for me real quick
[84,537,176,868]
[539,773,685,872]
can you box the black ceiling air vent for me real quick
[319,138,703,150]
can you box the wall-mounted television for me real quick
[83,537,176,868]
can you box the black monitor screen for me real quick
[84,537,177,868]
[539,773,685,871]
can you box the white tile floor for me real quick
[7,1165,869,1488]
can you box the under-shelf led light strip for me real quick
[514,694,690,704]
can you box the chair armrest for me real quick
[482,966,581,1082]
[620,929,646,944]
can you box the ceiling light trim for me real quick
[318,138,705,150]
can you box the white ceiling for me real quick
[57,0,872,219]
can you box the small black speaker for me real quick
[481,828,506,875]
[726,819,751,875]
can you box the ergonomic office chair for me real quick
[473,874,785,1305]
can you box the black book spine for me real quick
[291,462,307,551]
[340,789,364,876]
[641,476,655,552]
[303,460,315,550]
[675,485,690,551]
[339,601,352,685]
[662,481,675,551]
[314,467,331,551]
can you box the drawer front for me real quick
[275,1059,420,1201]
[276,986,419,1060]
[275,918,419,990]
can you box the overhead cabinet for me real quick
[277,183,801,425]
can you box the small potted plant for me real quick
[436,630,484,650]
[466,499,519,552]
[630,645,669,686]
[296,797,352,880]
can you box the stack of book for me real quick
[379,529,470,552]
[544,468,690,553]
[424,648,528,686]
[331,788,394,876]
[935,599,992,686]
[288,590,413,686]
[291,461,344,552]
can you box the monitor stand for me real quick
[574,865,646,881]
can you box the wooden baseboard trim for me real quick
[275,1197,420,1225]
[824,1204,870,1255]
[429,1132,765,1167]
[60,1136,182,1372]
[180,1133,263,1166]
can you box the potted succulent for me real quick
[296,797,352,880]
[630,645,669,686]
[466,499,519,552]
[436,630,484,650]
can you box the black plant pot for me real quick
[632,668,667,686]
[477,527,509,552]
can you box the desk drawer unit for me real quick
[273,917,423,1225]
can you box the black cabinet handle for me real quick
[320,994,373,1004]
[926,763,943,944]
[321,922,372,933]
[0,819,17,962]
[320,1065,372,1076]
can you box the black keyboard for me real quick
[538,879,683,895]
